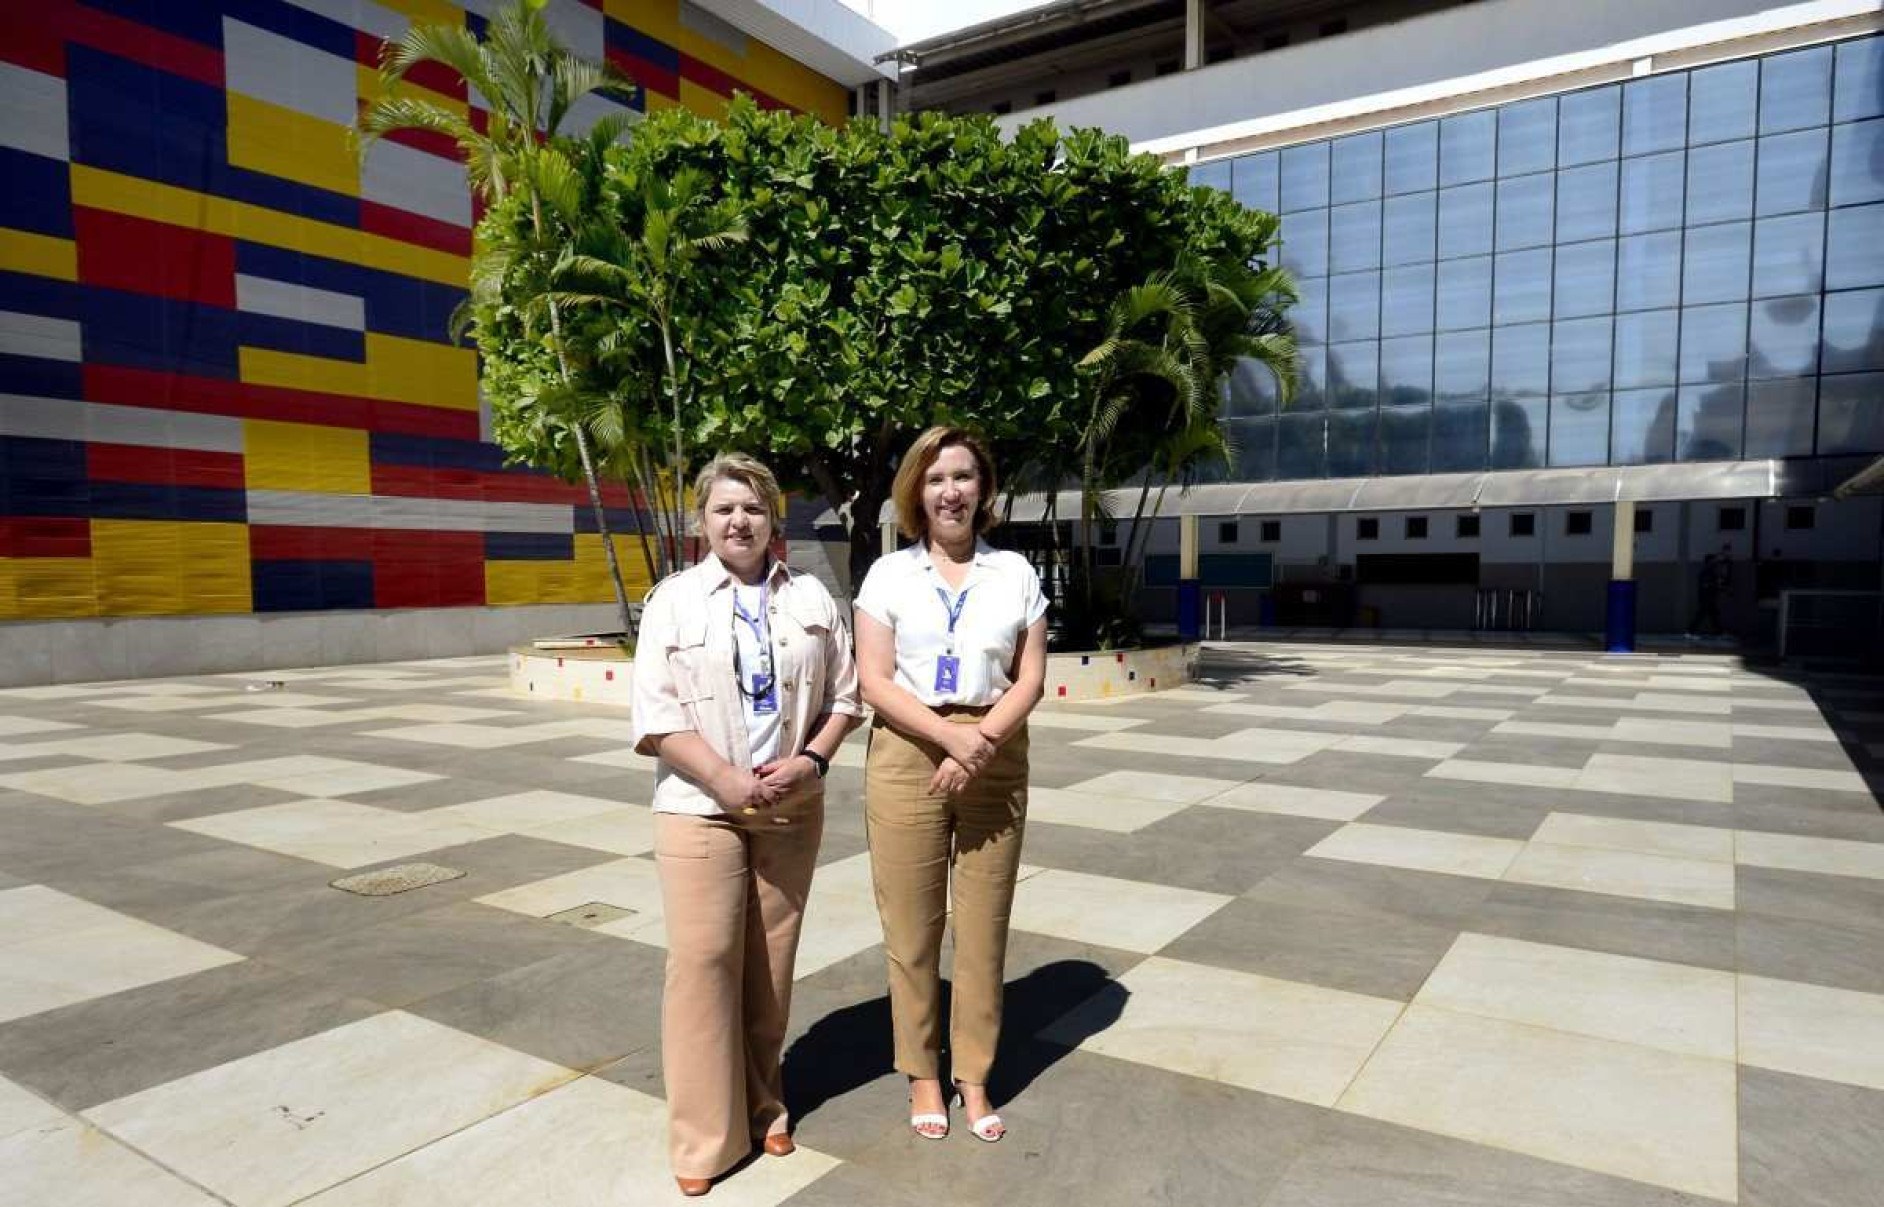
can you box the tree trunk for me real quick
[847,484,888,595]
[546,297,636,642]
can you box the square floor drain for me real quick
[330,863,465,896]
[548,902,634,928]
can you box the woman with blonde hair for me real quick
[852,426,1048,1143]
[632,452,863,1196]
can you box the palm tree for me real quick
[355,0,644,640]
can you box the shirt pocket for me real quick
[669,616,717,709]
[779,596,832,697]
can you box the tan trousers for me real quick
[655,806,821,1181]
[864,713,1028,1084]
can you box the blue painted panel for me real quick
[235,242,465,343]
[605,19,681,72]
[369,431,509,472]
[235,311,367,361]
[484,531,576,561]
[253,559,376,612]
[79,288,241,378]
[0,354,84,400]
[0,436,88,482]
[0,273,84,322]
[89,481,248,522]
[0,149,75,237]
[221,0,358,59]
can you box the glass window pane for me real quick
[1383,191,1437,265]
[1623,74,1687,157]
[1552,316,1613,394]
[1493,248,1552,325]
[1496,173,1555,251]
[1278,411,1327,477]
[1816,373,1884,454]
[1834,37,1884,123]
[1620,151,1686,234]
[1440,109,1497,186]
[1296,343,1328,408]
[1329,271,1381,341]
[1617,230,1683,311]
[1328,340,1379,409]
[1438,182,1494,259]
[1225,356,1281,417]
[1744,378,1817,458]
[1553,239,1615,318]
[1549,392,1611,466]
[1492,322,1550,397]
[1437,256,1493,331]
[1691,59,1758,145]
[1435,328,1490,401]
[1759,45,1833,134]
[1491,395,1547,468]
[1384,121,1438,195]
[1328,409,1379,477]
[1679,302,1749,384]
[1614,309,1679,389]
[1830,118,1884,207]
[1558,86,1621,166]
[1683,222,1752,305]
[1822,287,1884,372]
[1749,295,1821,379]
[1827,203,1884,289]
[1190,160,1231,192]
[1755,128,1831,216]
[1227,416,1277,481]
[1329,200,1383,273]
[1281,142,1330,212]
[1232,151,1280,213]
[1381,264,1436,337]
[1678,382,1745,460]
[1331,131,1384,204]
[1378,404,1431,475]
[1380,334,1434,405]
[1432,399,1489,471]
[1291,275,1329,345]
[1753,212,1826,298]
[1279,210,1329,278]
[1556,161,1619,242]
[1612,387,1678,463]
[1498,96,1557,177]
[1687,141,1756,225]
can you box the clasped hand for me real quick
[716,755,817,813]
[930,726,997,796]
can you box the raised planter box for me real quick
[510,645,633,707]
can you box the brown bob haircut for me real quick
[891,426,1000,540]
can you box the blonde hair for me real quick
[890,426,1000,541]
[692,452,783,533]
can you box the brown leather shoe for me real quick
[762,1133,795,1157]
[675,1176,711,1197]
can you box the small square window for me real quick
[1218,521,1240,544]
[1155,59,1180,76]
[1260,519,1282,542]
[1206,45,1234,64]
[1719,505,1747,531]
[1108,70,1132,88]
[1262,33,1290,51]
[1358,517,1380,540]
[1785,504,1815,530]
[1406,516,1429,539]
[1457,514,1481,538]
[1566,510,1594,536]
[1100,523,1119,546]
[1319,18,1349,36]
[1510,512,1536,537]
[1635,507,1654,533]
[1034,89,1057,106]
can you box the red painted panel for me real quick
[0,517,91,557]
[74,208,237,307]
[87,442,244,489]
[359,199,471,257]
[24,1,224,87]
[607,46,676,99]
[352,30,467,99]
[85,366,481,440]
[678,54,788,112]
[0,7,66,75]
[376,122,462,162]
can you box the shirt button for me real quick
[782,682,795,692]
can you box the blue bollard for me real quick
[1605,579,1637,653]
[1177,579,1203,640]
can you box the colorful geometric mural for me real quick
[0,0,849,620]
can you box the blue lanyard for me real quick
[731,578,773,698]
[935,585,971,652]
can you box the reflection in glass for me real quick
[1281,142,1331,212]
[1815,373,1884,454]
[1279,210,1329,278]
[1553,239,1615,318]
[1492,248,1552,325]
[1835,38,1884,124]
[1232,151,1279,214]
[1752,212,1826,298]
[1821,287,1884,372]
[1383,191,1437,265]
[1614,310,1679,389]
[1624,74,1687,156]
[1553,317,1614,395]
[1619,151,1686,234]
[1826,203,1884,289]
[1296,344,1328,409]
[1291,276,1329,345]
[1224,356,1282,416]
[1549,392,1612,466]
[1492,323,1550,397]
[1440,110,1497,187]
[1677,382,1746,461]
[1329,271,1382,341]
[1380,335,1434,405]
[1328,409,1379,477]
[1331,131,1384,204]
[1690,60,1758,145]
[1328,341,1380,409]
[1496,173,1555,250]
[1432,400,1489,471]
[1189,160,1231,192]
[1679,303,1750,384]
[1491,395,1547,468]
[1558,86,1621,166]
[1381,264,1436,337]
[1228,417,1278,481]
[1758,45,1833,134]
[1686,141,1756,226]
[1755,128,1830,217]
[1436,256,1493,330]
[1744,378,1817,458]
[1378,404,1432,475]
[1682,222,1752,305]
[1830,119,1884,207]
[1617,230,1683,311]
[1612,387,1678,463]
[1749,295,1821,379]
[1329,201,1383,273]
[1556,162,1619,242]
[1385,121,1439,195]
[1437,183,1495,259]
[1436,329,1491,401]
[1499,96,1557,177]
[1278,411,1328,477]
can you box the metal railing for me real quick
[1206,591,1228,640]
[1474,588,1542,632]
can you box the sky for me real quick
[838,0,1054,45]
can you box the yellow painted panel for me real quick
[239,333,477,409]
[69,166,468,287]
[484,560,542,606]
[0,228,78,282]
[677,78,730,122]
[355,64,470,121]
[603,0,846,119]
[641,90,681,115]
[1,558,99,619]
[485,536,651,607]
[226,94,358,196]
[91,521,251,616]
[177,523,253,614]
[374,0,462,25]
[244,420,372,494]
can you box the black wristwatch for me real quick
[800,749,830,778]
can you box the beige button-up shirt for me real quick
[632,554,862,816]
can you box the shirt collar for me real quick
[918,538,992,578]
[700,551,791,593]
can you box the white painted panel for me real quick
[563,92,639,137]
[0,397,243,452]
[359,140,473,228]
[246,491,573,533]
[281,0,410,41]
[542,0,605,61]
[0,64,68,161]
[0,313,82,362]
[222,18,359,126]
[235,274,367,332]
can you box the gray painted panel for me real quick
[0,312,82,362]
[222,18,358,126]
[0,62,68,161]
[235,274,367,331]
[360,140,473,227]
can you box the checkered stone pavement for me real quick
[1,645,1881,1206]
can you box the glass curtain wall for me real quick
[1198,34,1884,482]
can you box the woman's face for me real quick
[922,443,981,547]
[702,477,773,570]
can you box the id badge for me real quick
[933,655,960,694]
[752,680,780,715]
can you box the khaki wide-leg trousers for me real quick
[655,805,821,1181]
[865,712,1028,1084]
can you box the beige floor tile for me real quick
[520,808,657,856]
[1025,786,1194,833]
[1314,701,1417,723]
[1493,720,1614,741]
[794,854,889,980]
[1070,732,1227,761]
[1305,823,1524,881]
[1538,694,1730,716]
[1408,705,1516,721]
[1,1116,223,1206]
[170,799,500,869]
[1611,718,1733,748]
[1732,764,1871,793]
[0,883,127,943]
[430,790,627,831]
[1333,734,1465,760]
[1040,956,1404,1107]
[84,1011,578,1207]
[1210,727,1345,763]
[1502,843,1735,910]
[1202,702,1329,720]
[1424,759,1579,790]
[1734,830,1884,881]
[1197,781,1385,822]
[1285,679,1458,699]
[570,747,660,771]
[0,1073,62,1141]
[1738,974,1884,1092]
[1062,769,1245,805]
[476,858,665,928]
[1531,813,1735,862]
[1417,933,1735,1060]
[0,716,80,737]
[1026,710,1149,733]
[1574,754,1733,803]
[1731,723,1839,742]
[1009,868,1230,953]
[0,733,228,763]
[1337,1004,1737,1202]
[252,764,441,798]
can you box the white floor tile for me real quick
[1730,723,1839,742]
[1197,781,1384,822]
[1502,842,1735,910]
[1732,764,1871,794]
[170,800,500,869]
[1026,710,1149,733]
[1305,823,1524,881]
[1734,830,1884,881]
[1333,734,1464,760]
[0,733,228,763]
[0,1073,62,1141]
[0,716,80,737]
[1025,786,1193,833]
[521,808,657,856]
[1738,974,1884,1092]
[1,1116,223,1206]
[1009,868,1230,953]
[430,790,627,832]
[252,765,441,798]
[1424,759,1579,790]
[1575,754,1733,803]
[1060,770,1243,805]
[1531,813,1735,863]
[1216,728,1346,762]
[476,858,667,937]
[571,747,659,770]
[795,854,889,980]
